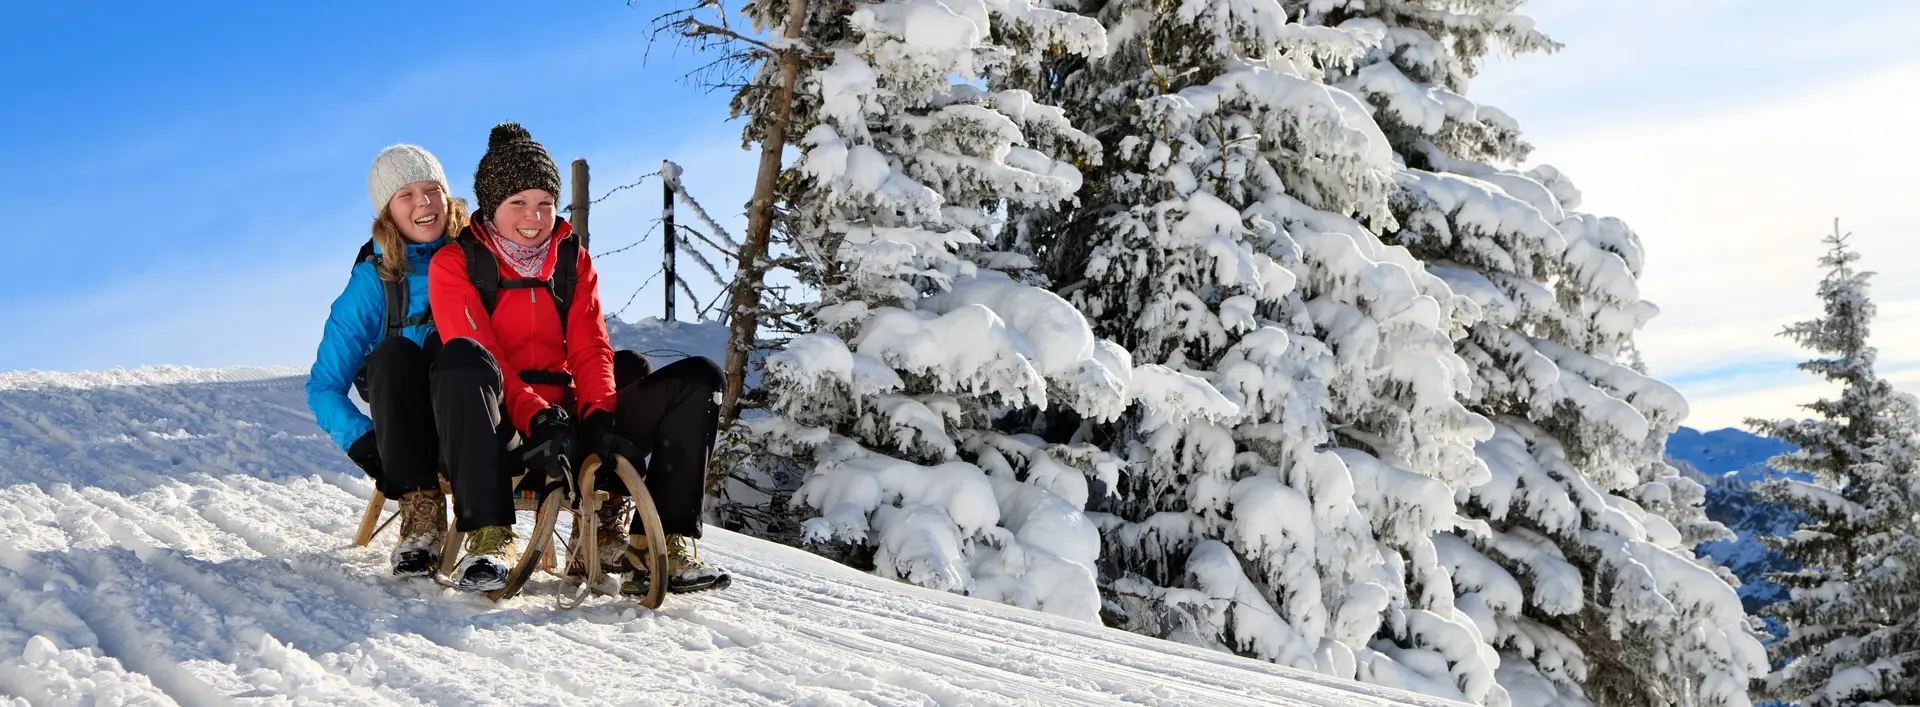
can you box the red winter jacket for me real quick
[429,217,616,434]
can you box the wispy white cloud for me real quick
[1478,0,1920,132]
[1552,62,1920,430]
[1475,2,1920,431]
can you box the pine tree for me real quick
[1753,223,1920,706]
[729,0,1135,622]
[1289,1,1764,704]
[1006,1,1509,701]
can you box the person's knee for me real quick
[433,338,502,387]
[614,350,652,375]
[367,336,426,369]
[660,356,724,390]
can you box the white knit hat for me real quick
[367,144,450,214]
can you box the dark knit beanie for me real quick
[474,122,562,219]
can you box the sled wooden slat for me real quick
[610,455,669,611]
[488,492,562,601]
[354,491,387,547]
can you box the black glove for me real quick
[522,407,579,483]
[347,431,384,480]
[581,410,642,468]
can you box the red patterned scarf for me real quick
[475,219,552,278]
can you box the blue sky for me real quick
[2,0,1914,431]
[0,1,756,372]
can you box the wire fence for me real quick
[615,264,668,319]
[593,221,662,260]
[578,160,736,322]
[563,171,661,215]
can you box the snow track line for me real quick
[713,537,1464,706]
[47,545,227,706]
[705,545,1430,707]
[48,483,393,703]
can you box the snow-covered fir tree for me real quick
[1752,224,1920,707]
[728,0,1140,622]
[705,1,1764,703]
[1292,1,1765,704]
[1004,2,1517,702]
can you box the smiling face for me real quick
[386,180,449,244]
[490,189,557,246]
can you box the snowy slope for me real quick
[605,317,732,372]
[0,365,1458,706]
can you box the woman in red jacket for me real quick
[428,122,727,594]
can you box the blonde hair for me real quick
[371,195,471,282]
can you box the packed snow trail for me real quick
[0,365,1459,706]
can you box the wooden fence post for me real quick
[570,158,590,252]
[663,160,677,322]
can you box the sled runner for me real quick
[350,453,668,608]
[551,452,669,611]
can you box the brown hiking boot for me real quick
[566,494,635,576]
[391,489,445,577]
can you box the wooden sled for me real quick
[352,454,667,609]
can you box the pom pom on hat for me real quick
[489,122,533,147]
[474,121,561,218]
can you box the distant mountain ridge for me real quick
[1667,426,1802,618]
[1666,426,1801,483]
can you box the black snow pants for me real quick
[357,336,444,499]
[430,338,522,532]
[431,341,723,536]
[600,351,724,539]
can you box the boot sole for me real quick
[393,552,440,578]
[621,573,731,597]
[458,579,508,592]
[449,557,513,593]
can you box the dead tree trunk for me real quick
[719,0,810,426]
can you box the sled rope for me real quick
[372,510,400,541]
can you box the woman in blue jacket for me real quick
[307,145,469,577]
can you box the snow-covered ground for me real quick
[0,364,1458,706]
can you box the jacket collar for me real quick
[371,235,448,261]
[466,214,574,279]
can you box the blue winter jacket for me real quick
[306,237,446,452]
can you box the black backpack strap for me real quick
[384,278,431,341]
[461,236,503,314]
[361,239,431,342]
[383,277,408,342]
[551,237,579,334]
